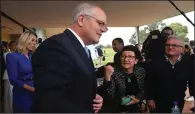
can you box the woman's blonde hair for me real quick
[16,31,37,53]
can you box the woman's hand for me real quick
[104,65,114,81]
[30,87,35,92]
[126,96,140,105]
[23,84,35,92]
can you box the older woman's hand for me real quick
[126,96,140,105]
[104,65,114,81]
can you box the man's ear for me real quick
[78,15,85,27]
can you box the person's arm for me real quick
[188,59,194,97]
[6,53,34,92]
[134,67,146,101]
[103,77,116,100]
[189,55,195,112]
[99,65,116,100]
[24,84,34,92]
[145,61,156,110]
[145,62,155,100]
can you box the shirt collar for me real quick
[68,28,85,47]
[165,54,182,65]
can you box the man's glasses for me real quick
[165,44,183,48]
[84,14,108,32]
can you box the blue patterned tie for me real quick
[84,47,89,58]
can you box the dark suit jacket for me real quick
[145,56,194,111]
[31,29,97,113]
[113,52,121,68]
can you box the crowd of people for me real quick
[97,29,194,113]
[1,2,194,113]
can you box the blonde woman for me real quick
[6,31,37,113]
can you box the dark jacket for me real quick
[145,55,194,112]
[99,66,145,112]
[31,29,97,113]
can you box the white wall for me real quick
[34,28,47,41]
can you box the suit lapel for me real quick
[64,29,95,77]
[88,49,96,71]
[63,29,97,98]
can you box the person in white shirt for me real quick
[3,40,16,113]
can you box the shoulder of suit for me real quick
[7,52,18,56]
[38,32,68,48]
[7,52,20,60]
[47,32,67,41]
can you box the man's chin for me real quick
[166,53,177,57]
[93,40,99,44]
[113,49,117,52]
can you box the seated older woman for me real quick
[100,45,145,113]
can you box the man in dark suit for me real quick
[95,38,124,79]
[31,3,107,113]
[112,38,124,68]
[145,36,194,113]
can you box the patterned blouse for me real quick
[102,66,145,101]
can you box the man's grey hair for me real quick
[167,36,184,46]
[72,3,97,24]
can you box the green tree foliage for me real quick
[169,23,189,42]
[129,33,137,45]
[145,21,166,32]
[129,21,189,44]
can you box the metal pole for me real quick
[168,0,195,27]
[135,26,140,44]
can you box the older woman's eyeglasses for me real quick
[121,56,136,60]
[84,14,108,32]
